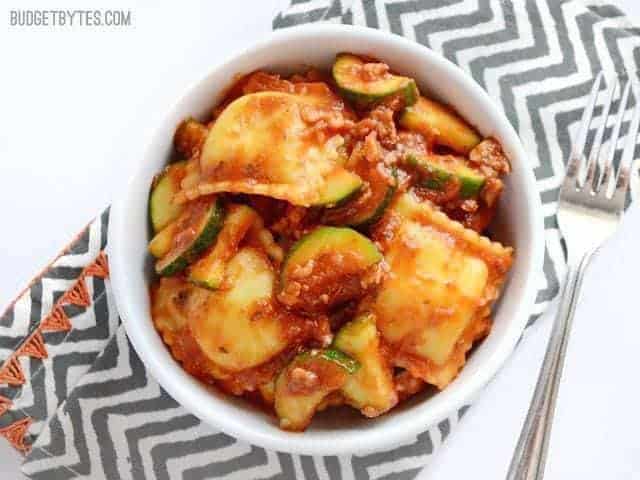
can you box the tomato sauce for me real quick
[149,57,514,429]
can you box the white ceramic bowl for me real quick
[109,24,544,456]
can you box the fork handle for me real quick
[506,251,594,480]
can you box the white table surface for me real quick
[1,1,639,478]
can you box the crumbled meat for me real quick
[288,367,320,394]
[291,260,315,279]
[300,105,353,131]
[364,131,383,164]
[460,199,479,213]
[270,204,311,239]
[353,106,397,148]
[469,138,511,177]
[279,281,302,305]
[481,177,504,208]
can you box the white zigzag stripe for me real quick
[492,3,570,168]
[546,228,567,283]
[488,5,595,173]
[323,15,346,25]
[372,0,392,31]
[539,12,640,186]
[364,428,437,479]
[591,16,631,82]
[397,0,481,44]
[453,0,535,80]
[17,280,120,438]
[104,382,169,479]
[164,439,252,479]
[51,218,102,269]
[616,34,640,77]
[286,0,333,16]
[133,406,207,478]
[291,453,306,479]
[336,455,357,480]
[72,331,135,475]
[0,288,31,353]
[536,96,587,192]
[428,0,510,65]
[40,276,76,308]
[313,454,331,480]
[77,326,131,387]
[25,398,83,476]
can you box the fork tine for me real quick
[585,79,617,190]
[598,82,631,195]
[566,72,604,181]
[612,84,640,207]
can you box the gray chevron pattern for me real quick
[4,0,639,478]
[0,211,116,442]
[23,326,453,480]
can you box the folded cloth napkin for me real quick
[1,1,638,478]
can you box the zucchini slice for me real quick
[155,197,224,276]
[188,204,258,289]
[405,153,485,199]
[333,53,419,108]
[279,227,383,313]
[333,313,398,417]
[274,349,358,431]
[192,91,362,207]
[149,160,187,232]
[400,96,481,154]
[324,164,397,228]
[315,167,363,207]
[187,248,290,372]
[148,221,178,259]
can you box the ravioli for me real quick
[186,247,289,372]
[176,91,361,206]
[371,193,513,388]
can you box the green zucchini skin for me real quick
[281,226,381,284]
[324,166,397,228]
[155,198,225,276]
[274,349,358,431]
[187,205,258,290]
[332,53,419,108]
[333,313,398,416]
[405,153,485,198]
[399,96,481,154]
[314,167,363,207]
[279,226,383,313]
[148,222,177,259]
[319,348,360,374]
[149,161,187,233]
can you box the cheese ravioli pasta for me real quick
[147,54,514,431]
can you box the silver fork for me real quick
[506,73,640,480]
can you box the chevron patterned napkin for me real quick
[1,1,638,478]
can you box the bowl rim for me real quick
[109,23,545,456]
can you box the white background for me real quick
[1,1,639,478]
